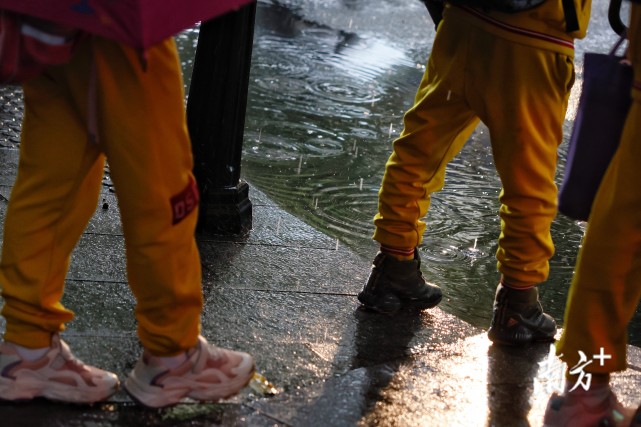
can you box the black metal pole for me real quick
[187,2,256,235]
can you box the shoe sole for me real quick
[359,294,442,315]
[487,329,556,347]
[0,377,119,404]
[408,294,443,310]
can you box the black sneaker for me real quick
[487,283,557,346]
[357,251,442,314]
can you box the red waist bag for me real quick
[0,10,83,84]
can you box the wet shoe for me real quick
[0,334,119,403]
[543,387,630,427]
[487,283,556,346]
[124,335,255,408]
[357,250,442,314]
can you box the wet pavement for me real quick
[0,143,639,426]
[1,0,641,426]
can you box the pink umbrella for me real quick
[0,0,255,49]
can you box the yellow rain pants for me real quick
[557,5,641,374]
[0,37,202,356]
[373,5,576,287]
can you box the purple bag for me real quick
[558,36,633,221]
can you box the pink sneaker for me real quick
[0,334,119,403]
[543,387,632,427]
[124,335,255,408]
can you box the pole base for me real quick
[197,180,252,235]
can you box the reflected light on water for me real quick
[565,60,584,122]
[429,334,491,426]
[348,332,562,426]
[358,334,494,426]
[328,38,415,81]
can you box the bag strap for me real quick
[608,34,628,57]
[421,0,444,29]
[561,0,579,33]
[608,0,627,36]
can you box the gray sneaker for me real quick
[357,250,442,314]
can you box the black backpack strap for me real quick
[561,0,579,32]
[420,0,445,29]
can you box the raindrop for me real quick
[296,155,303,174]
[447,90,452,101]
[388,123,393,137]
[354,147,359,157]
[335,238,339,250]
[349,18,353,29]
[359,178,363,190]
[276,217,281,235]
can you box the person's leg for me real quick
[479,43,572,289]
[359,14,478,314]
[86,37,253,406]
[372,15,479,252]
[89,37,202,356]
[0,43,105,347]
[471,35,574,345]
[0,40,119,402]
[544,8,641,425]
[543,101,641,426]
[558,100,641,377]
